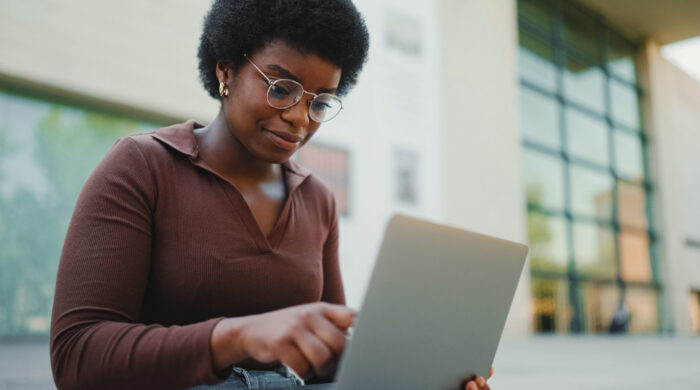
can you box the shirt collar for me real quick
[151,120,312,181]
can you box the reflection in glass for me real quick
[617,181,648,230]
[562,3,600,62]
[625,287,659,333]
[573,222,616,279]
[581,283,619,333]
[614,131,644,182]
[519,31,557,92]
[566,106,609,166]
[608,30,637,82]
[0,91,158,337]
[570,164,614,220]
[532,278,570,333]
[527,212,568,273]
[610,80,640,129]
[619,230,652,282]
[518,0,554,34]
[520,87,559,149]
[524,150,565,211]
[564,58,605,115]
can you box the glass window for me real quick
[518,0,554,34]
[562,3,600,62]
[608,30,637,83]
[619,230,652,282]
[610,80,640,129]
[563,57,605,115]
[690,291,700,334]
[581,283,620,333]
[528,212,569,273]
[0,90,158,337]
[616,181,648,230]
[518,0,657,334]
[614,130,644,182]
[570,164,614,220]
[519,31,557,92]
[524,150,566,211]
[520,87,560,149]
[566,106,609,166]
[573,222,616,279]
[532,278,571,333]
[625,287,659,333]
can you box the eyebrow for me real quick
[265,64,338,95]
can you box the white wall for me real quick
[328,0,444,308]
[644,41,700,334]
[0,0,218,121]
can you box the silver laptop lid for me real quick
[335,214,528,390]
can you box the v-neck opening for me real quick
[206,161,297,253]
[150,122,311,253]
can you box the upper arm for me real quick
[52,137,155,323]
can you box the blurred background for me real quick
[1,0,700,388]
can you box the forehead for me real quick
[248,41,342,90]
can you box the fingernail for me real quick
[477,376,486,387]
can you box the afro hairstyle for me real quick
[197,0,370,100]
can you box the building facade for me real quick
[0,0,699,339]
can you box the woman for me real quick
[50,1,492,389]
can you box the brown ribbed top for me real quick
[50,121,343,390]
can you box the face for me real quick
[217,41,342,164]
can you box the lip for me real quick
[264,128,303,151]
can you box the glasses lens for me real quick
[267,79,303,109]
[309,94,342,122]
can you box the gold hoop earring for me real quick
[219,82,229,98]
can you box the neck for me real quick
[195,112,280,182]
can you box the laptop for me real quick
[275,214,528,389]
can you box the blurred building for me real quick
[1,0,699,341]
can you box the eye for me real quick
[310,100,332,111]
[269,84,291,98]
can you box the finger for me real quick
[292,328,335,376]
[319,303,355,329]
[476,376,486,388]
[488,366,494,379]
[306,312,348,357]
[276,340,313,380]
[464,381,478,390]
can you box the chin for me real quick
[260,149,296,165]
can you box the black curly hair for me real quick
[197,0,370,100]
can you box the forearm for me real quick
[51,318,225,390]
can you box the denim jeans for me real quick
[185,365,304,390]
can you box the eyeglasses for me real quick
[244,54,343,123]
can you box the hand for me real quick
[463,366,494,390]
[237,302,354,380]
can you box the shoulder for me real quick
[126,121,199,157]
[103,120,200,171]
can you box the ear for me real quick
[215,60,233,83]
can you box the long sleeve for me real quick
[50,137,226,390]
[320,196,345,305]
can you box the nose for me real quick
[280,94,312,130]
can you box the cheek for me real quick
[303,124,322,142]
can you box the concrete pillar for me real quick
[439,0,530,337]
[642,41,697,335]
